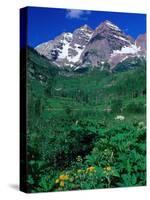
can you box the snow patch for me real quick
[58,39,70,59]
[120,56,128,62]
[106,21,121,31]
[63,32,73,39]
[57,30,90,65]
[113,35,130,43]
[68,44,85,63]
[86,32,93,39]
[111,44,141,57]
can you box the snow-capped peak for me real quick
[104,20,121,31]
[79,24,92,31]
[39,25,94,67]
[35,20,146,69]
[63,32,73,38]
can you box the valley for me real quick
[25,47,146,192]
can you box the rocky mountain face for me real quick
[135,33,146,55]
[35,25,93,68]
[35,20,146,70]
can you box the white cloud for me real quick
[66,9,91,19]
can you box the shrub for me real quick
[84,124,146,187]
[124,101,145,113]
[28,119,99,170]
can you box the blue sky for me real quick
[26,7,146,48]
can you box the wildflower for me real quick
[138,121,144,128]
[105,166,112,171]
[77,169,82,173]
[59,174,69,181]
[55,179,59,184]
[76,156,82,162]
[69,177,74,182]
[115,115,125,120]
[103,108,112,113]
[86,166,96,173]
[75,120,79,125]
[75,175,79,179]
[137,121,146,130]
[55,88,62,91]
[60,181,65,187]
[104,166,112,173]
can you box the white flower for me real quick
[138,121,144,127]
[115,115,125,120]
[55,88,62,91]
[75,120,79,125]
[103,108,112,113]
[138,122,146,130]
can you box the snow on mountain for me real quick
[57,33,73,59]
[35,25,93,67]
[113,35,130,43]
[111,44,141,56]
[68,44,85,63]
[108,44,142,68]
[104,20,121,31]
[80,20,135,68]
[35,20,146,70]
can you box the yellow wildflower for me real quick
[104,166,112,171]
[86,166,96,173]
[60,181,65,187]
[55,179,59,184]
[59,174,69,181]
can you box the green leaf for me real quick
[112,170,120,177]
[131,174,137,185]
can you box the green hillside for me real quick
[26,47,146,192]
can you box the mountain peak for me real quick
[103,20,113,24]
[96,20,121,32]
[62,32,73,38]
[35,20,145,69]
[79,24,93,31]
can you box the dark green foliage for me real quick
[124,101,145,113]
[114,57,146,72]
[45,77,56,97]
[25,47,146,192]
[103,62,111,70]
[27,47,58,84]
[85,124,146,187]
[111,98,123,113]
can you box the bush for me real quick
[124,101,145,113]
[32,123,146,192]
[28,119,99,170]
[84,124,146,187]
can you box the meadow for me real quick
[25,48,146,192]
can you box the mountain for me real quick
[35,20,146,71]
[35,25,93,68]
[135,33,146,54]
